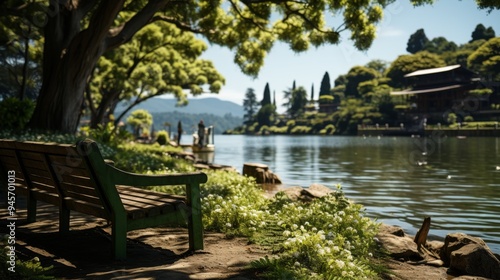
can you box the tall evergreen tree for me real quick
[292,80,296,90]
[243,88,258,124]
[406,28,429,54]
[319,72,331,96]
[261,82,272,106]
[310,84,315,101]
[288,86,308,117]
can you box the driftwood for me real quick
[414,217,431,248]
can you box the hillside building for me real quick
[391,64,499,123]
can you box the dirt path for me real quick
[1,203,268,279]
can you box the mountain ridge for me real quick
[116,97,244,118]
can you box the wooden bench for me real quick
[0,139,207,259]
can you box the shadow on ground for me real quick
[0,197,266,279]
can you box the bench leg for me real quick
[112,216,127,260]
[186,183,204,251]
[59,206,70,233]
[26,197,37,223]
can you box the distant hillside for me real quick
[116,97,244,118]
[151,111,242,135]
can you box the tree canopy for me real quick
[470,23,496,42]
[385,51,446,88]
[2,0,499,133]
[345,66,380,97]
[88,20,224,128]
[468,37,500,81]
[406,28,429,54]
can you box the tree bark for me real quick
[28,1,126,133]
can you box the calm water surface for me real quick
[193,135,500,253]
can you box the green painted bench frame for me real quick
[0,139,207,259]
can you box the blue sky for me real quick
[195,0,500,113]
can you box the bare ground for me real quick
[0,201,462,280]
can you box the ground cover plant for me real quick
[1,130,382,279]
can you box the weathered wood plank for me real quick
[31,190,60,205]
[64,198,109,219]
[63,189,102,205]
[48,154,86,169]
[0,155,18,165]
[50,163,91,177]
[23,167,51,179]
[59,181,98,197]
[15,141,75,156]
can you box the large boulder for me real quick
[280,184,334,202]
[449,243,500,279]
[376,224,424,261]
[440,233,488,266]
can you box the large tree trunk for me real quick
[28,1,126,133]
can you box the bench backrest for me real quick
[0,140,114,219]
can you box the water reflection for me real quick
[213,135,500,253]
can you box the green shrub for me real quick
[156,130,170,145]
[447,113,457,124]
[290,126,312,134]
[79,122,132,146]
[320,124,336,135]
[269,126,288,134]
[259,125,270,134]
[0,98,35,130]
[112,142,187,173]
[464,115,474,122]
[318,95,334,104]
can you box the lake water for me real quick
[191,135,500,253]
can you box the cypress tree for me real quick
[261,82,272,106]
[310,84,314,101]
[319,72,331,96]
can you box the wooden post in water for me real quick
[243,163,269,184]
[414,217,431,248]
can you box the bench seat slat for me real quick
[117,186,185,220]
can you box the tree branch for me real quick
[105,0,170,51]
[150,15,210,34]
